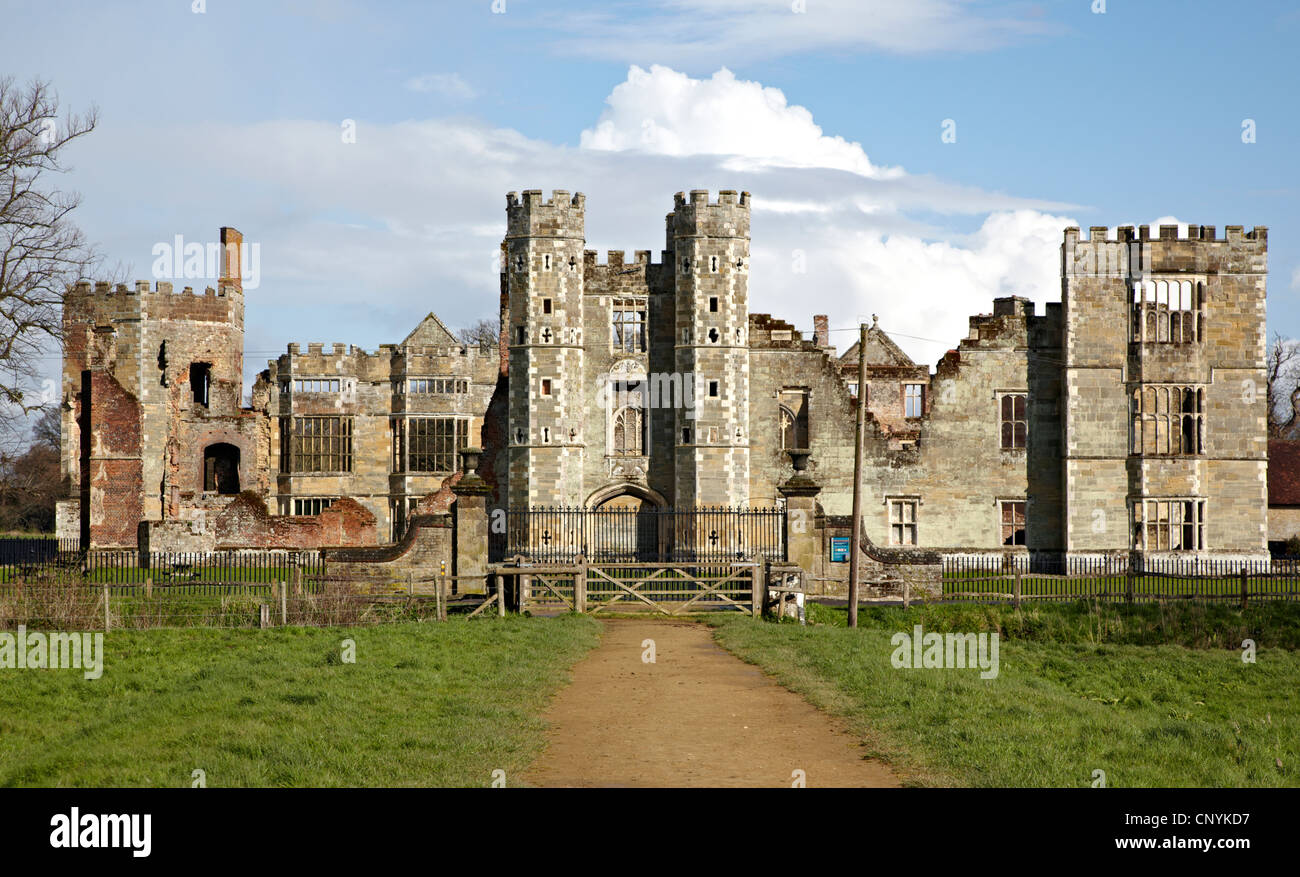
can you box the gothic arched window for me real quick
[612,406,643,456]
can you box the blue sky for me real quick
[6,0,1298,391]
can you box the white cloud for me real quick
[404,73,477,100]
[580,66,901,179]
[548,0,1058,65]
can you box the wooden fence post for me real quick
[1125,569,1134,604]
[1240,568,1249,611]
[144,576,152,599]
[293,567,303,596]
[903,578,911,610]
[497,580,506,618]
[438,574,448,622]
[574,558,587,614]
[102,584,110,632]
[260,603,270,629]
[1013,569,1021,609]
[280,580,287,626]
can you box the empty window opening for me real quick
[709,296,719,313]
[203,443,240,494]
[282,416,353,473]
[1131,385,1204,455]
[1133,499,1205,551]
[541,378,553,396]
[708,380,719,397]
[190,362,211,407]
[401,417,468,473]
[294,497,335,516]
[1000,500,1026,546]
[707,327,720,344]
[542,298,552,315]
[612,299,647,352]
[710,255,719,273]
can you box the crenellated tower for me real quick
[504,190,588,509]
[669,190,752,508]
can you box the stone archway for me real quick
[586,484,668,561]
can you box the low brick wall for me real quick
[138,491,380,552]
[323,514,453,587]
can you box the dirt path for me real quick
[522,619,900,788]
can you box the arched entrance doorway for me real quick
[589,485,666,562]
[203,443,241,494]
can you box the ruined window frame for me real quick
[1131,279,1201,345]
[999,499,1026,546]
[779,389,810,450]
[405,416,468,474]
[903,383,924,419]
[611,298,647,353]
[293,497,335,516]
[887,497,918,546]
[287,415,353,473]
[998,392,1028,450]
[1131,497,1206,552]
[1130,385,1204,456]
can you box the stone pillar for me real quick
[452,447,492,596]
[778,449,822,587]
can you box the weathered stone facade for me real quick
[59,196,1272,565]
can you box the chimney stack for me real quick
[220,227,243,292]
[813,314,830,349]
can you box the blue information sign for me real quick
[830,537,850,563]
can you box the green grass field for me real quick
[711,601,1300,787]
[0,616,601,787]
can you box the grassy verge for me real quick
[0,615,601,787]
[710,601,1300,787]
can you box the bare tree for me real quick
[1267,332,1300,439]
[0,77,100,454]
[457,317,500,348]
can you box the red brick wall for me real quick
[86,372,143,547]
[212,492,378,549]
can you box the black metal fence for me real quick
[490,506,787,564]
[943,554,1300,602]
[0,537,324,593]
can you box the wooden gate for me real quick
[490,559,762,616]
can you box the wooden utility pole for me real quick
[847,322,869,628]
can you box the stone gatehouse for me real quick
[57,191,1270,562]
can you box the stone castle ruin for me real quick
[57,192,1270,575]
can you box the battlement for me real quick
[505,189,586,238]
[581,249,660,268]
[1063,222,1268,277]
[668,190,752,240]
[1066,224,1267,244]
[70,279,239,298]
[672,189,750,209]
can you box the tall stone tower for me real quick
[1061,224,1268,559]
[504,190,587,509]
[669,190,751,508]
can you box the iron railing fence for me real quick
[943,554,1300,602]
[489,506,786,564]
